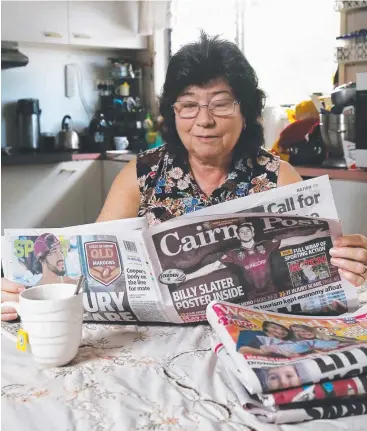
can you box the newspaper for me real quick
[215,343,367,424]
[1,176,359,323]
[181,175,339,220]
[207,300,367,395]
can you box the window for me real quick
[170,0,240,55]
[169,0,339,105]
[242,0,340,105]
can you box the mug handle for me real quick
[0,301,20,342]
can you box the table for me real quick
[2,318,367,431]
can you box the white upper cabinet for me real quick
[1,1,69,45]
[68,1,146,49]
[1,1,147,50]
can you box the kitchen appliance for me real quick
[331,82,357,109]
[16,99,41,151]
[355,72,367,168]
[1,42,28,70]
[57,115,80,151]
[320,108,356,168]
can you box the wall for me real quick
[330,179,367,237]
[1,43,127,148]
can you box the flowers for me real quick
[227,171,238,180]
[177,179,189,190]
[266,158,280,172]
[234,159,247,171]
[235,182,249,196]
[168,167,183,179]
[249,173,276,194]
[137,175,147,188]
[257,155,270,166]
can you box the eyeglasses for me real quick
[172,99,240,119]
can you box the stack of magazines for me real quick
[207,300,367,424]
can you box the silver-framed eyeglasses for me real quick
[172,99,240,119]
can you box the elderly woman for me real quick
[2,33,367,321]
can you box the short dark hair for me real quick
[159,32,266,159]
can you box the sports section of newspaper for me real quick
[207,300,367,423]
[1,176,359,323]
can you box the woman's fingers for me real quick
[333,234,367,249]
[329,235,367,288]
[330,256,367,276]
[1,307,18,321]
[1,279,25,303]
[1,306,18,320]
[1,313,18,321]
[1,279,25,321]
[337,268,366,287]
[330,246,367,263]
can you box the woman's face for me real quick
[265,323,289,339]
[174,78,243,164]
[292,326,315,340]
[267,366,300,390]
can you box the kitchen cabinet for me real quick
[68,1,146,49]
[1,1,147,50]
[1,160,103,232]
[1,1,69,45]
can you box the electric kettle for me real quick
[57,115,80,151]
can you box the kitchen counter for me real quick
[1,151,103,165]
[2,151,367,182]
[294,166,367,182]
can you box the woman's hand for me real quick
[1,278,25,321]
[330,235,367,287]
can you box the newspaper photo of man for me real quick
[33,234,77,286]
[183,222,330,301]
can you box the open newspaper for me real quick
[1,176,359,323]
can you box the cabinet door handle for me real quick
[43,32,63,38]
[72,33,92,39]
[58,168,77,175]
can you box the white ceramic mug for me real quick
[1,284,83,368]
[113,136,129,151]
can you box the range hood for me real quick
[1,42,29,70]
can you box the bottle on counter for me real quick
[88,111,112,152]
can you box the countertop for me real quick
[1,151,136,165]
[2,151,367,182]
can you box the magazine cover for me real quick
[150,213,356,323]
[207,300,367,394]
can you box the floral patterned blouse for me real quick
[137,145,280,226]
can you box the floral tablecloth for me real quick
[2,317,367,431]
